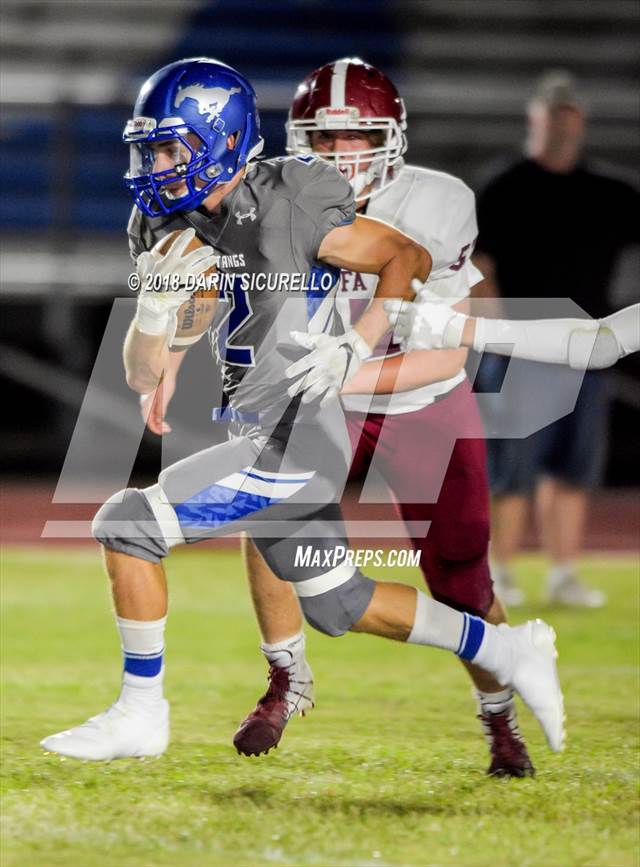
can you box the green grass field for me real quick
[1,546,638,867]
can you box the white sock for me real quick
[407,590,509,680]
[117,616,166,706]
[547,562,575,590]
[260,630,306,670]
[407,590,466,652]
[491,561,513,583]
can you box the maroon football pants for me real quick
[345,381,493,617]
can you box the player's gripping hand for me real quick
[134,228,216,338]
[384,281,468,351]
[286,330,372,406]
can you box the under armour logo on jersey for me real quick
[235,207,257,225]
[174,84,241,123]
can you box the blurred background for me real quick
[1,0,638,544]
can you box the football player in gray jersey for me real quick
[127,152,361,425]
[41,58,564,763]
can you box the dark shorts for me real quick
[477,356,610,495]
[345,380,493,618]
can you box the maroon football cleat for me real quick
[233,663,314,757]
[479,705,535,778]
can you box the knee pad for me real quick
[92,486,171,563]
[296,569,375,637]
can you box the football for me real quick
[155,230,218,346]
[155,229,217,299]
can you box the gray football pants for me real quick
[92,399,375,635]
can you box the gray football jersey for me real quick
[128,157,355,421]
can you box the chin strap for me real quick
[353,157,404,202]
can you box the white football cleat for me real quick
[40,699,169,761]
[496,620,565,752]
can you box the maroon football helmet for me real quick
[286,57,407,200]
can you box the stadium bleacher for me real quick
[1,0,637,237]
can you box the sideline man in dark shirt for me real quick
[473,70,639,607]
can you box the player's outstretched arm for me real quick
[341,342,467,396]
[469,303,640,368]
[385,297,639,369]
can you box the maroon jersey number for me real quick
[449,242,472,272]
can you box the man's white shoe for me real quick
[492,568,525,607]
[40,699,169,760]
[496,620,565,752]
[494,574,525,607]
[547,574,606,608]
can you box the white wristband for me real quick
[134,304,171,336]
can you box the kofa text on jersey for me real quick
[338,270,369,294]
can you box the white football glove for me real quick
[384,288,468,351]
[285,329,372,406]
[134,228,216,338]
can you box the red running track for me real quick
[1,482,638,552]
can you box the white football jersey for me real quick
[338,164,483,415]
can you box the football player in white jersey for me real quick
[219,58,536,776]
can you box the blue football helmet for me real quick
[123,57,263,216]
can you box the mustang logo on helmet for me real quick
[174,85,242,124]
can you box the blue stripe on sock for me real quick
[456,613,470,655]
[124,652,163,677]
[457,616,486,661]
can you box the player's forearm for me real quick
[319,218,430,349]
[342,347,467,395]
[165,346,188,375]
[465,305,639,368]
[354,240,431,349]
[123,322,171,393]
